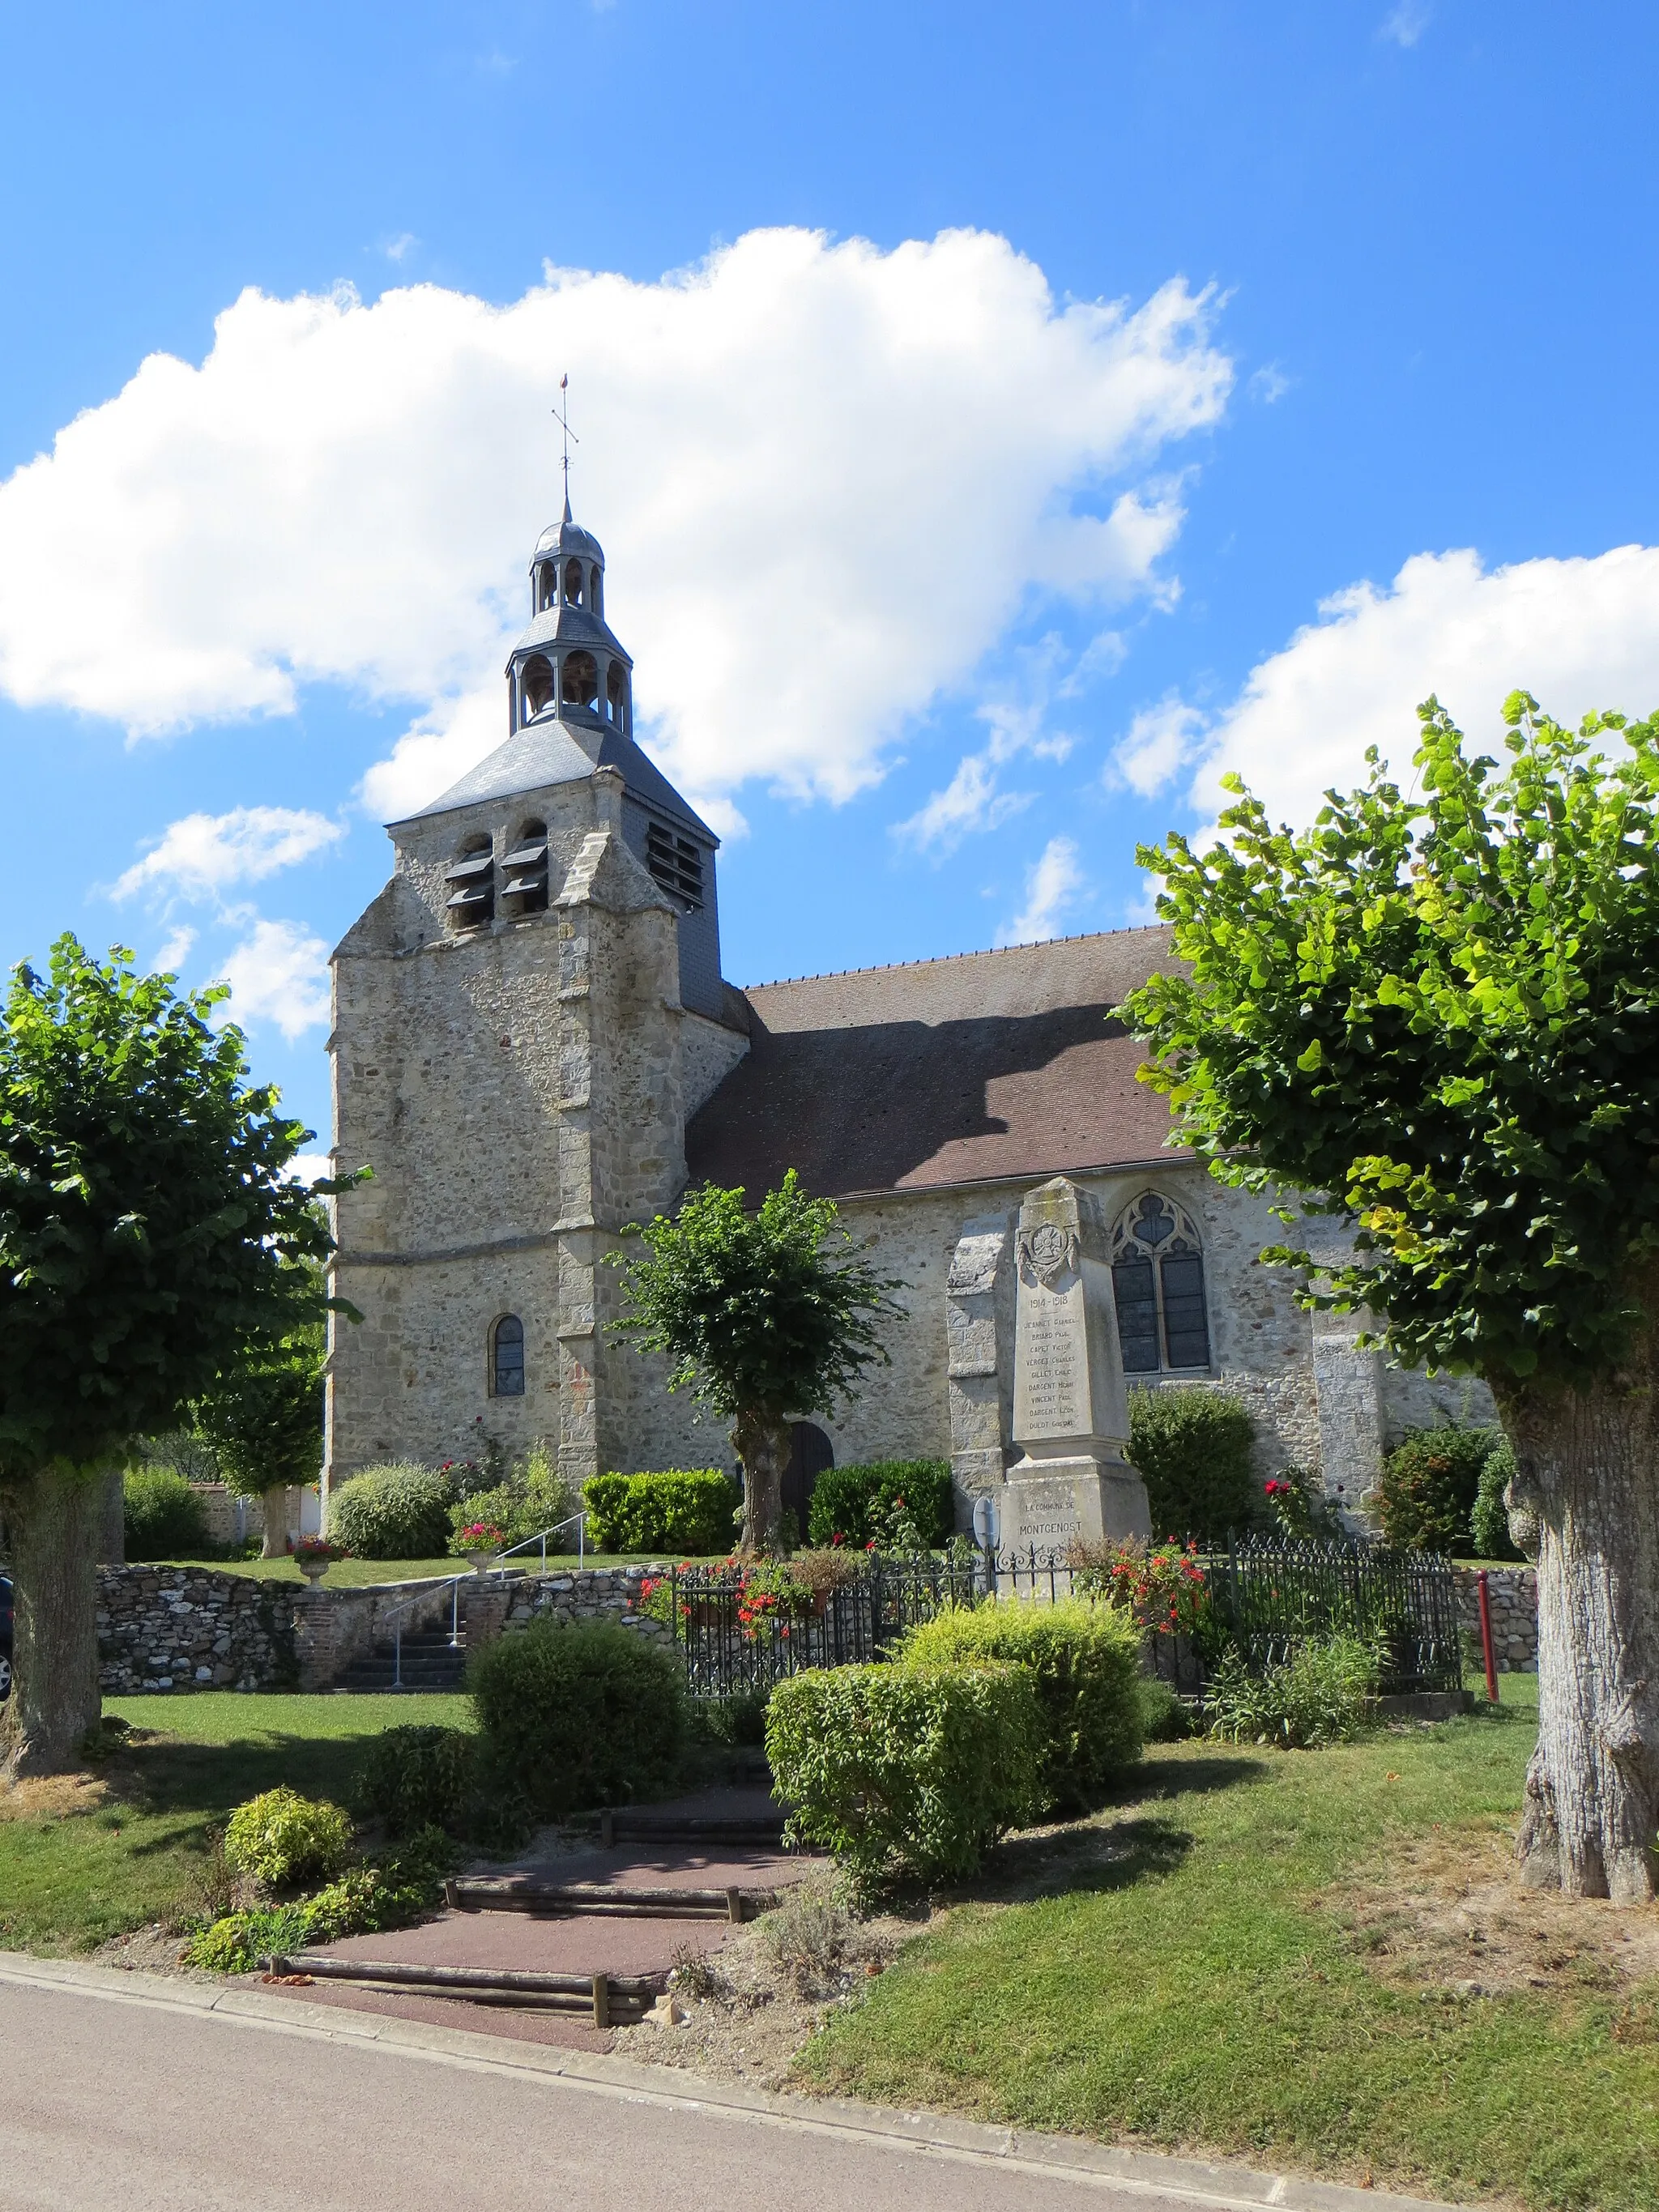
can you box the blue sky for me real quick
[3,2,1657,1157]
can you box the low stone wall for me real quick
[503,1563,671,1642]
[97,1566,296,1694]
[292,1575,467,1690]
[1451,1562,1537,1672]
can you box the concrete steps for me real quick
[334,1630,467,1693]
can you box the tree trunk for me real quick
[1492,1351,1659,1903]
[97,1467,126,1564]
[733,1409,791,1558]
[261,1485,291,1558]
[3,1466,105,1776]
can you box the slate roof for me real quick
[685,926,1184,1200]
[392,714,718,841]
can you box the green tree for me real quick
[194,1275,326,1558]
[1120,694,1659,1903]
[608,1170,904,1554]
[0,938,338,1771]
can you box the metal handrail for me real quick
[376,1571,468,1692]
[491,1510,588,1575]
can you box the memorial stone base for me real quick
[1001,1448,1152,1555]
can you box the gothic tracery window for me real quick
[1111,1191,1212,1375]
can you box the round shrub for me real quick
[766,1661,1042,1899]
[805,1460,954,1549]
[223,1788,353,1887]
[1371,1426,1501,1554]
[354,1725,476,1838]
[123,1467,210,1559]
[580,1468,741,1555]
[327,1463,454,1559]
[900,1597,1145,1810]
[467,1620,685,1816]
[1126,1388,1257,1541]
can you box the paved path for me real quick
[0,1953,1470,2212]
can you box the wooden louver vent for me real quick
[645,823,704,910]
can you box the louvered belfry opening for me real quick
[644,818,704,910]
[501,819,549,915]
[445,839,496,929]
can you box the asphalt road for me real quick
[0,1964,1454,2212]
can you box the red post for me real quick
[1476,1568,1499,1703]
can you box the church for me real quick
[322,503,1486,1529]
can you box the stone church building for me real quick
[323,505,1486,1529]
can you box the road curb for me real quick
[0,1950,1478,2212]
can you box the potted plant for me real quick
[453,1519,506,1575]
[292,1536,348,1586]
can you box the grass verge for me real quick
[798,1677,1659,2212]
[0,1691,471,1954]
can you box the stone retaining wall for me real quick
[97,1566,297,1694]
[1451,1562,1537,1672]
[503,1563,671,1641]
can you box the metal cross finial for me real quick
[553,373,579,519]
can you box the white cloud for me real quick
[999,835,1085,944]
[1110,693,1208,796]
[896,637,1091,855]
[1248,364,1290,404]
[897,752,1034,851]
[284,1152,335,1186]
[1381,2,1431,45]
[217,918,332,1040]
[114,805,343,905]
[0,230,1231,825]
[155,925,197,973]
[1181,543,1659,836]
[382,233,418,264]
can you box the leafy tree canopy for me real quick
[0,936,338,1480]
[194,1272,326,1501]
[1119,695,1659,1385]
[608,1169,904,1422]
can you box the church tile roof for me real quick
[684,925,1185,1200]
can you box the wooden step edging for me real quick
[596,1809,787,1848]
[445,1877,770,1922]
[264,1954,659,2027]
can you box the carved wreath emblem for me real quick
[1020,1221,1077,1287]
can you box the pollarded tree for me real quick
[1120,694,1659,1902]
[0,938,338,1771]
[608,1170,905,1555]
[194,1282,326,1558]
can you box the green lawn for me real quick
[800,1675,1659,2212]
[146,1552,720,1584]
[0,1692,471,1954]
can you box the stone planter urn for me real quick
[294,1554,331,1587]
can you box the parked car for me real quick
[0,1574,11,1700]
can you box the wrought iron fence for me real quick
[667,1536,1462,1701]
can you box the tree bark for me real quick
[733,1409,791,1558]
[261,1485,291,1558]
[1492,1331,1659,1903]
[3,1466,105,1776]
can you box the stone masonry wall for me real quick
[1452,1562,1537,1672]
[502,1562,672,1645]
[98,1566,297,1694]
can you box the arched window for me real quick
[563,557,585,607]
[501,817,549,915]
[491,1315,525,1397]
[536,564,557,613]
[561,649,599,712]
[591,569,603,620]
[1111,1192,1211,1374]
[606,661,625,726]
[445,835,495,929]
[521,654,555,718]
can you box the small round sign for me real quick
[970,1493,1000,1549]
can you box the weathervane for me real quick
[552,373,578,516]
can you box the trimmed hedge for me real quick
[1127,1387,1258,1541]
[1371,1425,1502,1554]
[467,1619,685,1816]
[805,1459,954,1549]
[353,1725,477,1838]
[328,1463,454,1559]
[899,1597,1145,1810]
[123,1467,209,1559]
[766,1662,1043,1897]
[580,1468,740,1556]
